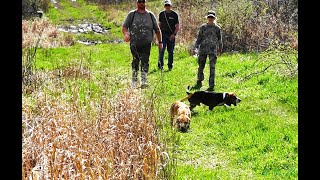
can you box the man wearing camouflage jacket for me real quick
[193,10,223,91]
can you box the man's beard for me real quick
[137,4,145,10]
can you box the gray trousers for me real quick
[197,53,217,88]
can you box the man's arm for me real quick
[191,26,202,55]
[194,26,202,49]
[174,12,180,35]
[217,28,223,55]
[155,30,163,49]
[169,23,179,41]
[174,23,180,35]
[122,11,133,42]
[122,26,130,42]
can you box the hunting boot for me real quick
[131,70,138,87]
[141,71,148,89]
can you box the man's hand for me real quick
[169,34,175,41]
[219,50,222,56]
[158,42,163,49]
[124,33,130,42]
[191,48,198,56]
[191,49,196,55]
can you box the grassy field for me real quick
[22,0,298,179]
[23,42,297,179]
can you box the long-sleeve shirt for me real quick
[194,23,223,56]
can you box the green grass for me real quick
[27,42,298,179]
[47,0,101,24]
[46,0,123,42]
[23,0,298,179]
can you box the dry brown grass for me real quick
[22,86,169,179]
[22,18,75,49]
[22,62,91,95]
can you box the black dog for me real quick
[181,86,241,111]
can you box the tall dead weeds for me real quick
[22,86,170,179]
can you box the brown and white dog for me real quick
[170,100,191,132]
[181,86,241,111]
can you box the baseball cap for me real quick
[207,10,216,18]
[164,0,172,5]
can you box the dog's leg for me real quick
[209,106,214,111]
[190,104,197,111]
[190,104,198,115]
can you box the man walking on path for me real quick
[122,0,163,88]
[192,10,223,91]
[158,0,180,71]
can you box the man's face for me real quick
[137,0,146,9]
[164,4,171,10]
[207,17,215,22]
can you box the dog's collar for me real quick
[223,92,227,99]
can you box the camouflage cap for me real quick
[207,10,216,18]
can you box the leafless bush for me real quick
[174,3,204,46]
[22,0,50,19]
[174,0,297,52]
[216,0,297,52]
[241,41,298,81]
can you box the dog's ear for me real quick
[226,92,237,98]
[186,85,191,95]
[224,93,232,106]
[229,92,236,96]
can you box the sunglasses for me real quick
[165,4,171,7]
[137,0,145,3]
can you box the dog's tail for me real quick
[186,85,191,95]
[180,85,193,101]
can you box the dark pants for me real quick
[130,43,151,83]
[197,53,217,88]
[158,33,175,69]
[130,43,151,73]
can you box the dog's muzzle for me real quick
[234,98,241,106]
[178,122,190,132]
